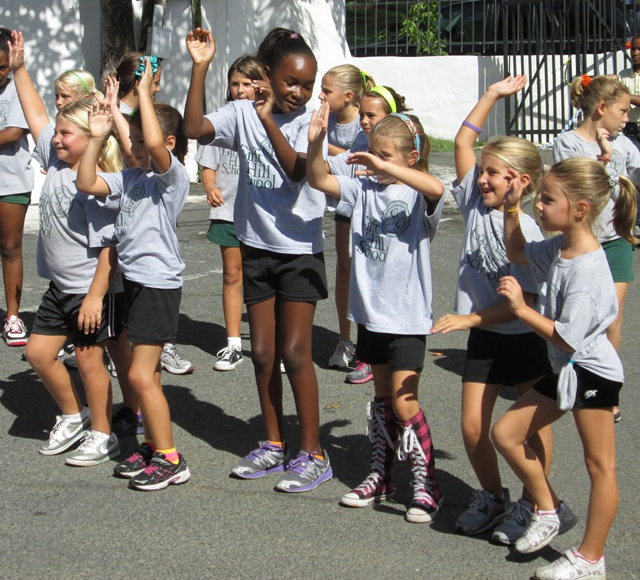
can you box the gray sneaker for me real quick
[38,408,91,455]
[456,488,510,535]
[65,431,120,466]
[535,548,606,580]
[492,498,534,544]
[231,441,288,479]
[515,510,560,554]
[275,450,333,493]
[161,343,194,375]
[557,501,579,536]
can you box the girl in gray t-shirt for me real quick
[308,105,446,524]
[9,31,123,466]
[494,157,635,577]
[185,28,332,493]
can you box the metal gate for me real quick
[502,0,640,143]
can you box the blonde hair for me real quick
[56,98,123,173]
[55,70,97,99]
[569,75,629,114]
[324,64,376,105]
[547,158,638,243]
[483,136,543,198]
[369,114,431,173]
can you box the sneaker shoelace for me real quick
[353,471,384,495]
[245,442,282,466]
[352,361,370,374]
[77,431,96,451]
[216,346,239,361]
[365,400,395,474]
[505,500,532,526]
[286,454,319,481]
[5,316,25,334]
[466,489,496,513]
[522,513,559,546]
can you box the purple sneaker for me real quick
[231,441,288,479]
[275,450,333,493]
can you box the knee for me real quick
[250,339,275,370]
[25,344,54,372]
[584,455,617,481]
[281,341,308,373]
[461,414,486,447]
[223,265,242,287]
[0,239,23,261]
[490,420,512,456]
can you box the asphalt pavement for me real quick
[1,155,639,579]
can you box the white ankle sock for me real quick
[228,337,241,349]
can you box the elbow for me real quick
[183,119,205,141]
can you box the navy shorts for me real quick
[462,328,551,385]
[241,244,328,305]
[356,324,426,372]
[533,365,622,409]
[32,282,123,346]
[122,276,181,345]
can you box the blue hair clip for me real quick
[135,55,159,78]
[390,113,421,161]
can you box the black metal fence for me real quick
[347,0,640,142]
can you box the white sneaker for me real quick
[328,340,355,369]
[3,315,28,346]
[535,548,606,580]
[65,431,120,466]
[515,510,560,553]
[38,408,91,455]
[161,343,194,375]
[213,345,243,371]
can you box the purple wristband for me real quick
[462,120,483,134]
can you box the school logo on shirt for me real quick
[40,185,74,238]
[221,150,240,175]
[241,144,276,189]
[463,224,509,282]
[121,184,145,214]
[381,201,410,237]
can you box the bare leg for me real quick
[247,297,283,442]
[491,388,565,511]
[606,282,628,352]
[128,343,173,449]
[573,407,618,561]
[391,369,421,422]
[26,333,82,414]
[0,201,28,316]
[279,298,321,453]
[106,329,138,412]
[220,245,243,339]
[75,343,112,434]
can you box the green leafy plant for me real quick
[379,2,447,56]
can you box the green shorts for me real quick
[207,219,239,248]
[602,238,634,283]
[0,192,32,205]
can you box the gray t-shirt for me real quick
[99,153,190,289]
[451,165,544,335]
[327,113,362,150]
[335,175,445,334]
[553,129,640,242]
[0,79,34,195]
[327,131,369,179]
[33,124,119,294]
[195,144,239,222]
[525,235,623,385]
[203,100,327,254]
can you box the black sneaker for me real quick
[112,406,143,437]
[114,443,154,478]
[128,452,191,491]
[213,345,243,371]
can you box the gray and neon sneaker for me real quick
[275,450,333,493]
[65,430,120,466]
[515,510,561,554]
[231,441,288,479]
[38,407,91,455]
[114,443,154,478]
[456,488,510,535]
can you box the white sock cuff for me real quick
[227,337,241,348]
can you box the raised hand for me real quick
[252,80,275,120]
[104,76,120,110]
[88,100,113,141]
[8,30,25,71]
[137,57,155,97]
[309,102,330,144]
[487,75,527,98]
[186,28,216,65]
[503,168,526,211]
[346,151,386,177]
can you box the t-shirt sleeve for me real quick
[32,123,56,171]
[334,175,362,218]
[5,86,29,131]
[202,103,238,149]
[195,144,221,170]
[554,290,598,352]
[425,191,445,241]
[624,138,640,185]
[450,165,479,219]
[85,197,117,248]
[97,170,125,210]
[154,153,190,202]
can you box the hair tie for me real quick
[289,33,299,39]
[390,113,421,161]
[63,70,90,95]
[370,86,397,113]
[135,55,159,78]
[581,74,591,88]
[360,70,370,86]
